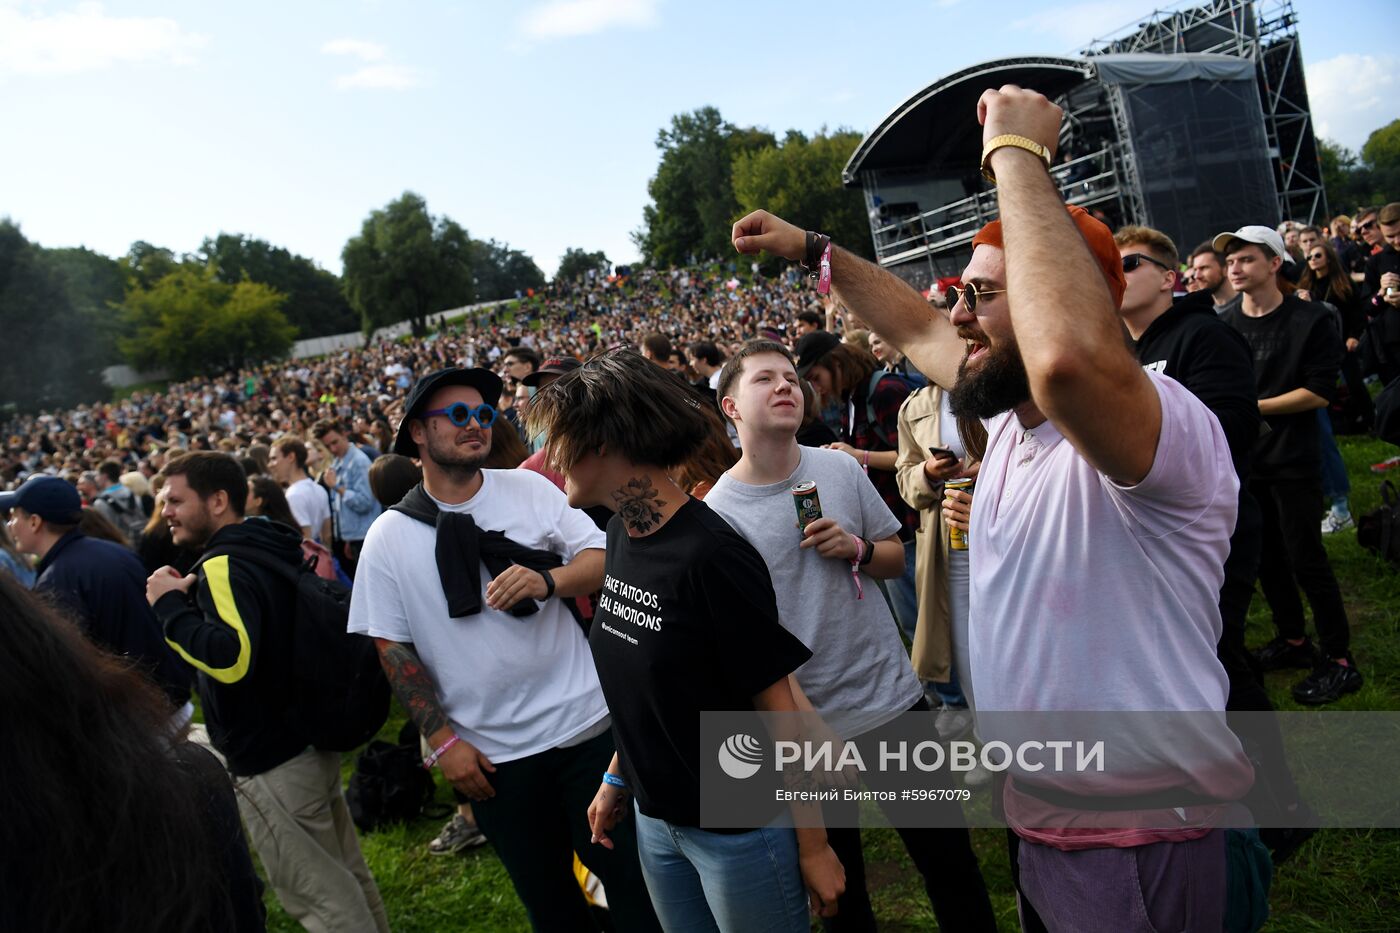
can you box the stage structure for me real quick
[842,0,1324,288]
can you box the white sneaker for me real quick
[1321,512,1354,535]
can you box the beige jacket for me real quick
[895,384,956,682]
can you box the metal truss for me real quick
[1083,0,1327,223]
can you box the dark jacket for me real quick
[1135,290,1261,483]
[154,518,308,776]
[1133,290,1264,637]
[1221,294,1342,481]
[36,530,191,710]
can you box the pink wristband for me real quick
[849,534,865,600]
[423,734,461,770]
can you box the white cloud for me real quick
[321,38,386,62]
[520,0,658,40]
[1010,1,1132,47]
[0,1,206,76]
[1306,53,1399,152]
[335,64,423,91]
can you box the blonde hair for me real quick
[1113,224,1179,268]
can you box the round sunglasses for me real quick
[421,402,497,429]
[944,282,1007,313]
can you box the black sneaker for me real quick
[1253,636,1320,671]
[1291,660,1363,705]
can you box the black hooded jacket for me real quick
[154,518,309,776]
[1132,290,1263,624]
[1134,290,1261,484]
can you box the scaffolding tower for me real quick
[1082,0,1327,225]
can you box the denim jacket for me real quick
[331,445,382,541]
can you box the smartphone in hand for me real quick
[928,446,958,461]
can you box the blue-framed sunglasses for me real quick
[421,402,497,429]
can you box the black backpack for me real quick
[346,723,443,833]
[195,544,390,751]
[98,489,148,546]
[1356,480,1400,569]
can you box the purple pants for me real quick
[1017,830,1226,933]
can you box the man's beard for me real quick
[425,427,491,481]
[178,507,218,551]
[948,340,1031,420]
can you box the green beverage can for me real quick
[791,481,823,530]
[946,478,973,551]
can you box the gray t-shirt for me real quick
[707,445,923,737]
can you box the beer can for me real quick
[791,481,823,530]
[946,478,973,551]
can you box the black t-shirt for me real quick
[1221,295,1342,481]
[589,497,811,828]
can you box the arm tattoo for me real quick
[611,476,665,533]
[374,638,449,738]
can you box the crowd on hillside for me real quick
[4,85,1400,933]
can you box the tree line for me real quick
[632,106,873,268]
[0,196,605,412]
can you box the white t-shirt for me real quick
[706,446,923,737]
[285,477,331,543]
[347,469,610,763]
[969,371,1237,715]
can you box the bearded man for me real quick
[347,367,661,933]
[731,86,1250,933]
[147,451,390,933]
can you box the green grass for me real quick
[261,429,1400,932]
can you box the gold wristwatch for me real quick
[980,134,1052,184]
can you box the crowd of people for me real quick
[2,83,1398,933]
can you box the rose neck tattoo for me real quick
[612,476,666,534]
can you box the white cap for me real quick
[1212,225,1287,260]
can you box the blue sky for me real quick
[1,0,1395,278]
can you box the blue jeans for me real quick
[633,806,809,933]
[1317,408,1350,508]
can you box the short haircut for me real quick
[526,349,711,472]
[271,436,308,471]
[641,333,672,361]
[98,460,122,484]
[1358,206,1379,222]
[687,340,722,367]
[1189,241,1222,264]
[1298,225,1322,238]
[714,340,797,425]
[504,346,541,370]
[162,452,247,518]
[311,418,343,439]
[1114,225,1179,268]
[1379,202,1400,226]
[368,454,422,509]
[796,310,823,328]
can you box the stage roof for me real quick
[841,56,1092,185]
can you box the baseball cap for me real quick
[1212,225,1287,261]
[971,205,1127,309]
[521,357,581,387]
[793,331,842,377]
[0,475,83,524]
[392,367,505,457]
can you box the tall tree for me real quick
[0,222,113,411]
[1361,119,1400,206]
[633,107,775,266]
[555,247,610,283]
[472,238,546,301]
[731,128,874,260]
[120,241,181,291]
[198,233,359,338]
[119,268,295,378]
[341,192,474,337]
